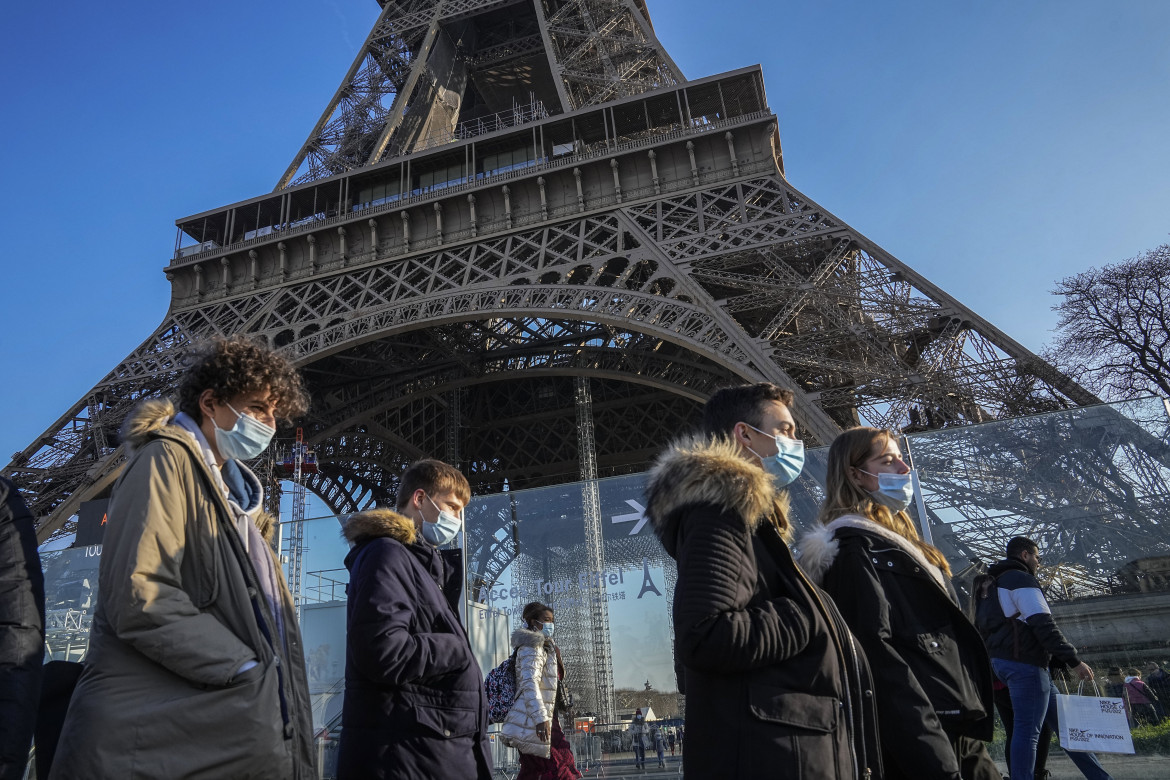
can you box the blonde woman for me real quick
[798,427,997,780]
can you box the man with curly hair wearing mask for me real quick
[51,336,316,780]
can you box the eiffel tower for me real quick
[11,0,1167,718]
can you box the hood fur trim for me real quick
[120,398,178,451]
[342,508,417,546]
[795,524,839,586]
[117,398,278,544]
[511,627,552,650]
[645,435,783,540]
[255,511,277,545]
[797,514,947,589]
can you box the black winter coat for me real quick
[982,557,1079,669]
[337,509,492,780]
[799,516,994,780]
[645,437,881,780]
[0,477,44,780]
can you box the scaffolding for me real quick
[280,427,314,609]
[575,377,616,722]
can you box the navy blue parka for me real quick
[337,508,491,780]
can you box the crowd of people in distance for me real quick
[0,337,1147,779]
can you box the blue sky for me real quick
[2,0,1168,464]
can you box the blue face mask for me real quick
[541,622,555,638]
[859,469,915,512]
[744,424,805,488]
[419,494,463,546]
[212,403,276,461]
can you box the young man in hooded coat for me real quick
[337,459,492,779]
[644,383,881,779]
[50,336,316,779]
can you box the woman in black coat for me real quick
[645,384,881,780]
[797,427,997,780]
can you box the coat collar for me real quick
[342,508,418,546]
[988,557,1030,578]
[119,398,177,451]
[118,398,276,544]
[645,434,788,556]
[511,627,553,650]
[797,514,948,590]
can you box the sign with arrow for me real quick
[611,499,648,535]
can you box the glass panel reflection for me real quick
[35,397,1170,775]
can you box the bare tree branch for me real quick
[1045,243,1170,400]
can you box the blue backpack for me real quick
[485,649,518,723]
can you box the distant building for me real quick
[617,705,657,723]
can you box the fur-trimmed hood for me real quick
[120,398,179,451]
[342,507,418,546]
[118,397,278,543]
[644,435,788,557]
[796,514,947,589]
[510,627,553,651]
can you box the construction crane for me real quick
[278,427,317,609]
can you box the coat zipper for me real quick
[187,441,296,747]
[793,563,866,780]
[844,628,873,780]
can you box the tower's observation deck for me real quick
[171,67,776,277]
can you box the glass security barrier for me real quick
[36,397,1170,778]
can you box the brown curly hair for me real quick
[176,335,309,423]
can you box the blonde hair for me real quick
[818,427,950,575]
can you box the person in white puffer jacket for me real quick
[501,603,581,779]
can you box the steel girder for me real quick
[907,403,1170,595]
[539,0,683,109]
[278,0,683,187]
[7,157,1116,545]
[2,0,1116,556]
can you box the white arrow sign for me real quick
[611,499,648,535]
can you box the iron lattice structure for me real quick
[9,0,1170,713]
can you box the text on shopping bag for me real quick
[1056,694,1135,754]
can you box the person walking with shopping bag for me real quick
[978,536,1113,779]
[500,602,581,780]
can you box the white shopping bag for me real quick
[1054,682,1135,754]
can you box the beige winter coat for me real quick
[500,627,559,758]
[50,399,316,780]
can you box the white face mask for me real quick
[858,469,915,512]
[418,494,463,546]
[212,402,276,461]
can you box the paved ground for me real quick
[496,753,1170,778]
[560,754,1170,779]
[578,760,681,778]
[1000,752,1170,779]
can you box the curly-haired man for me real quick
[51,336,317,779]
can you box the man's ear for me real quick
[410,488,427,509]
[197,388,218,419]
[731,422,750,447]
